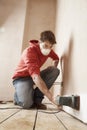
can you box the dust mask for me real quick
[40,43,51,56]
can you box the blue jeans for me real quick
[13,66,60,109]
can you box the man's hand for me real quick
[51,96,62,110]
[53,60,59,67]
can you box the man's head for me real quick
[39,30,56,55]
[40,30,56,45]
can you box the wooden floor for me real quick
[0,102,87,130]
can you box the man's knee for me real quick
[51,66,60,77]
[17,99,33,109]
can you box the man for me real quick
[12,30,60,109]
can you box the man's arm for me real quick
[32,74,56,105]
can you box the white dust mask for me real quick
[40,43,51,56]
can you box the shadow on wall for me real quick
[60,35,74,95]
[0,0,19,26]
[22,0,29,52]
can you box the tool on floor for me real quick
[55,95,80,110]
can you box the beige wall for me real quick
[22,0,56,50]
[0,0,27,100]
[56,0,87,123]
[0,0,56,100]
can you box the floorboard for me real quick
[56,111,87,130]
[0,109,37,130]
[35,110,66,130]
[0,109,21,124]
[0,102,21,124]
[0,102,87,130]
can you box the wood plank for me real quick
[35,111,66,130]
[0,102,21,123]
[0,109,37,130]
[1,102,86,130]
[0,109,20,124]
[56,111,87,130]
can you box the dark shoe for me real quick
[35,103,47,110]
[13,100,17,105]
[31,103,47,110]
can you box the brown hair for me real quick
[40,30,56,45]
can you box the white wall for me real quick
[0,0,27,100]
[56,0,87,123]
